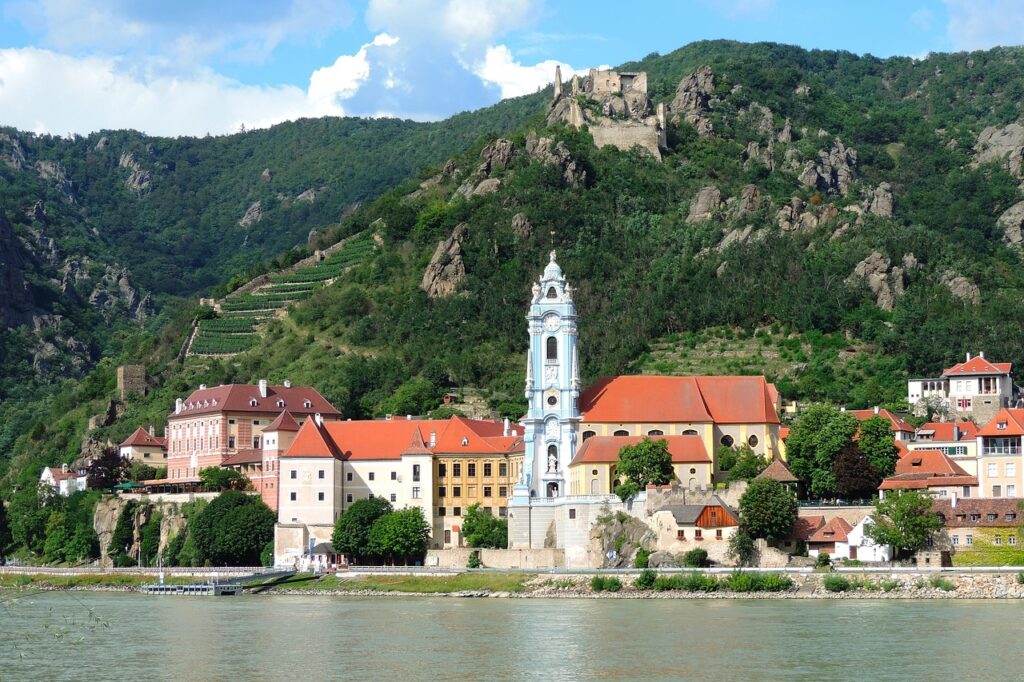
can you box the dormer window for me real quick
[461,437,469,446]
[304,400,312,408]
[546,286,557,299]
[277,400,285,407]
[998,422,1008,430]
[250,399,258,407]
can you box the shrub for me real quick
[653,576,678,592]
[634,568,657,590]
[815,552,832,569]
[682,548,708,568]
[841,558,864,567]
[633,548,651,569]
[260,540,274,567]
[881,579,901,593]
[1017,571,1024,585]
[930,575,956,592]
[467,551,482,569]
[679,572,720,592]
[603,577,622,592]
[759,573,795,592]
[725,571,757,592]
[823,575,851,592]
[590,575,608,592]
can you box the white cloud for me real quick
[308,32,398,111]
[475,45,576,98]
[944,0,1024,51]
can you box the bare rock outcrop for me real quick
[261,168,272,183]
[997,200,1024,247]
[865,182,895,217]
[940,271,981,305]
[477,139,516,175]
[28,200,47,221]
[974,123,1024,177]
[95,136,109,151]
[798,138,858,195]
[296,188,317,203]
[670,65,716,137]
[743,139,775,170]
[846,250,905,310]
[511,213,533,240]
[744,102,775,134]
[239,200,263,228]
[686,186,723,223]
[471,178,501,196]
[525,133,587,187]
[35,161,75,203]
[87,266,153,321]
[795,84,811,97]
[778,117,794,143]
[0,133,27,170]
[0,209,34,326]
[735,184,764,216]
[421,223,468,298]
[118,152,152,193]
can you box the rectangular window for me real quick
[677,530,685,540]
[318,470,325,479]
[253,437,260,449]
[994,485,1003,497]
[966,535,973,546]
[468,463,476,477]
[391,471,397,481]
[290,492,297,501]
[390,493,397,503]
[229,419,235,425]
[498,507,507,518]
[228,436,235,449]
[499,486,508,497]
[716,529,723,540]
[1010,485,1018,497]
[438,463,446,478]
[453,486,461,497]
[412,487,420,499]
[499,463,508,477]
[444,530,451,543]
[988,463,998,477]
[995,535,1003,545]
[253,420,261,426]
[290,470,297,479]
[453,463,461,477]
[484,463,492,477]
[453,507,461,517]
[369,472,375,481]
[347,494,353,503]
[438,487,446,498]
[1008,463,1017,477]
[413,464,421,482]
[438,507,446,516]
[569,508,576,520]
[1012,536,1018,546]
[952,535,959,546]
[318,492,325,501]
[368,494,374,499]
[695,529,703,540]
[347,472,353,481]
[484,486,492,498]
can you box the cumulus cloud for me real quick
[944,0,1024,51]
[475,45,576,99]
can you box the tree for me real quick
[858,416,899,477]
[0,497,11,561]
[784,405,859,497]
[87,447,130,489]
[832,443,880,499]
[717,446,740,473]
[199,467,248,491]
[462,503,508,548]
[331,497,393,564]
[614,438,675,501]
[188,490,251,564]
[8,484,53,555]
[129,462,165,482]
[726,446,768,482]
[210,502,275,565]
[738,478,798,542]
[368,508,431,565]
[867,490,942,560]
[728,528,756,566]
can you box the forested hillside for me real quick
[7,39,1024,488]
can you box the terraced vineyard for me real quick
[187,232,375,356]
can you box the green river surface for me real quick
[2,592,1022,681]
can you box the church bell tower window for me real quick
[546,336,558,360]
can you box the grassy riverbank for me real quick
[271,572,535,593]
[0,573,200,589]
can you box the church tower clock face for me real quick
[543,313,561,331]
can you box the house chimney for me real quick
[62,463,68,473]
[874,405,880,415]
[175,398,183,414]
[149,425,155,436]
[199,384,206,390]
[314,413,323,427]
[283,379,292,388]
[503,418,510,436]
[966,352,971,362]
[840,407,846,412]
[258,379,268,398]
[953,424,961,441]
[429,431,437,447]
[979,351,985,359]
[407,414,412,420]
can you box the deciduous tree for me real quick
[832,443,880,499]
[368,507,431,565]
[86,447,130,489]
[867,490,942,560]
[784,405,859,497]
[615,438,675,501]
[858,415,899,477]
[462,503,508,549]
[726,446,768,482]
[738,478,798,542]
[331,497,393,564]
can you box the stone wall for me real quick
[591,125,662,159]
[425,548,564,569]
[116,364,145,400]
[798,506,874,524]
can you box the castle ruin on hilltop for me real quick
[548,65,667,160]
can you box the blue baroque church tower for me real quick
[513,251,581,500]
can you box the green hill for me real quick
[6,39,1024,487]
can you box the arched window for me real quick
[582,430,596,441]
[682,429,699,436]
[720,435,734,447]
[546,336,558,360]
[547,444,558,473]
[614,429,629,437]
[546,286,557,299]
[648,429,664,436]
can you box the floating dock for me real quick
[141,569,295,596]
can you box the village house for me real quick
[879,449,978,499]
[755,458,799,493]
[909,421,979,474]
[931,498,1024,564]
[975,408,1024,499]
[845,406,916,442]
[274,415,523,565]
[568,435,713,496]
[908,353,1015,423]
[39,465,88,496]
[164,380,340,503]
[118,426,167,464]
[648,496,740,565]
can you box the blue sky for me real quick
[0,0,1021,136]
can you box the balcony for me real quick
[982,445,1022,456]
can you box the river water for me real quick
[2,592,1022,680]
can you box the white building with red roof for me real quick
[40,465,88,496]
[845,406,916,443]
[879,449,978,499]
[908,352,1015,422]
[165,379,340,501]
[975,408,1024,499]
[909,421,979,474]
[118,426,167,464]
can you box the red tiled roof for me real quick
[42,466,84,483]
[977,408,1024,437]
[569,435,710,466]
[789,515,825,541]
[757,458,798,483]
[915,421,978,442]
[879,450,977,490]
[265,410,301,432]
[432,416,523,454]
[896,441,910,458]
[119,426,167,450]
[285,420,343,459]
[808,516,853,544]
[578,375,779,424]
[943,356,1012,377]
[932,498,1024,528]
[171,384,340,419]
[221,449,263,466]
[847,409,915,433]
